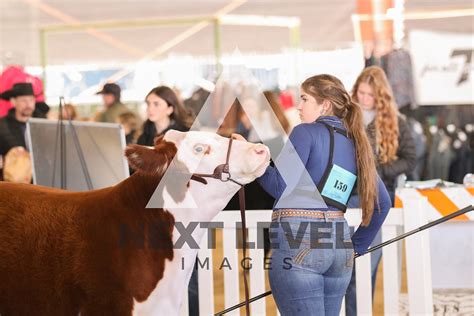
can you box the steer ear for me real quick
[125,138,177,175]
[155,134,192,203]
[163,129,186,146]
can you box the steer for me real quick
[0,130,270,316]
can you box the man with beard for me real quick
[0,83,36,180]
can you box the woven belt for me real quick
[272,209,344,221]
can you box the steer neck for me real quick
[174,178,241,221]
[162,178,242,257]
[112,170,243,218]
[112,172,161,210]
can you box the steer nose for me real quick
[254,144,267,155]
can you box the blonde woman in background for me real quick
[344,66,416,316]
[352,66,416,203]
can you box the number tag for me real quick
[320,164,356,205]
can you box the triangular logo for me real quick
[146,50,326,209]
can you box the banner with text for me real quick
[410,30,474,105]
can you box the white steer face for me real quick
[164,130,270,185]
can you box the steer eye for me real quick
[193,144,208,154]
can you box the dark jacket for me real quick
[0,109,28,180]
[0,108,27,157]
[367,115,417,192]
[137,119,188,146]
[33,102,50,119]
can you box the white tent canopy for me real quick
[1,0,472,66]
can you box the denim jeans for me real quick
[269,215,354,316]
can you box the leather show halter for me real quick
[190,137,251,316]
[191,137,244,187]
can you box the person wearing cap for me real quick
[0,83,36,180]
[95,83,129,123]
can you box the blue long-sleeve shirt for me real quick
[257,116,391,254]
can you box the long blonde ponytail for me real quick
[344,98,378,225]
[302,75,378,225]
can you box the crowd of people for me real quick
[0,65,419,315]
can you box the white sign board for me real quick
[26,118,130,191]
[410,30,474,105]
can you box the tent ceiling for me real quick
[0,0,472,66]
